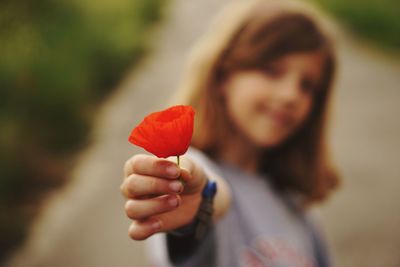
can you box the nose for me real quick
[275,74,303,107]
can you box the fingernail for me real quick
[152,220,161,231]
[168,196,178,207]
[166,165,179,178]
[169,181,183,193]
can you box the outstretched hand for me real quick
[120,154,207,240]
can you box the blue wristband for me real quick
[202,179,217,199]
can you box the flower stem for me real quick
[177,155,184,186]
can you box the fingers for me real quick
[128,208,195,241]
[128,194,202,241]
[124,154,180,179]
[128,218,163,241]
[121,174,183,198]
[122,154,209,241]
[122,154,206,197]
[125,194,181,220]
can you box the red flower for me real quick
[128,105,195,158]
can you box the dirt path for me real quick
[320,34,400,266]
[4,0,400,266]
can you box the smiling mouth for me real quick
[267,110,294,127]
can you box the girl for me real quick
[121,0,340,266]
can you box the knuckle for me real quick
[123,159,133,177]
[128,230,137,240]
[128,220,156,241]
[128,223,150,241]
[130,154,145,172]
[124,154,144,177]
[124,200,138,219]
[120,183,126,196]
[126,175,141,196]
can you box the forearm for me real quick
[210,172,231,221]
[165,170,230,263]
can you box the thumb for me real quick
[178,156,207,195]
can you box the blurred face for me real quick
[222,51,325,148]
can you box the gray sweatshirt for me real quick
[146,147,331,267]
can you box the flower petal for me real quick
[128,105,195,158]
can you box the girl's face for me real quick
[222,51,325,148]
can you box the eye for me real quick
[300,78,318,94]
[262,63,283,78]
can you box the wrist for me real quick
[169,178,217,240]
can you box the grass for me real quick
[313,0,400,51]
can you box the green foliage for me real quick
[0,0,166,261]
[313,0,400,50]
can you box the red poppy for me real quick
[128,105,195,158]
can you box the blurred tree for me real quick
[314,0,400,50]
[0,0,166,262]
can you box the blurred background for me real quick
[0,0,165,260]
[0,0,399,266]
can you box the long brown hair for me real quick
[174,0,339,203]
